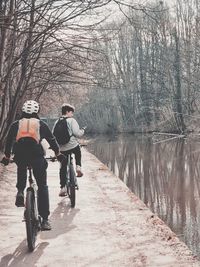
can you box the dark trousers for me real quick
[60,145,81,188]
[15,157,50,219]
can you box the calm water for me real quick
[87,134,200,258]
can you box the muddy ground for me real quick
[0,148,199,267]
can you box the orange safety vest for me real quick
[16,118,40,143]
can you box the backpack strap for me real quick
[61,116,73,138]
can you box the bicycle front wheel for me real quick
[24,190,37,251]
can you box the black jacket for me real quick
[4,119,59,159]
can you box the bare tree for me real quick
[0,0,112,148]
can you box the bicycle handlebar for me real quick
[2,158,57,164]
[4,155,70,164]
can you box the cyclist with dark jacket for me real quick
[0,100,65,230]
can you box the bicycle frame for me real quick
[66,154,78,188]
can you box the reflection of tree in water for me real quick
[88,135,200,258]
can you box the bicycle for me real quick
[47,153,78,208]
[66,153,78,208]
[23,165,41,252]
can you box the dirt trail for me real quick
[0,148,199,267]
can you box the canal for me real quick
[87,134,200,259]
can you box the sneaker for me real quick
[15,191,24,207]
[75,184,79,190]
[76,165,83,177]
[59,186,67,197]
[41,219,51,231]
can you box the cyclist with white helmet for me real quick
[1,100,65,230]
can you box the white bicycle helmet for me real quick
[22,100,40,114]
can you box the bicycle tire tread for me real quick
[25,190,37,251]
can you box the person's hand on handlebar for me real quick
[56,153,66,163]
[0,156,10,166]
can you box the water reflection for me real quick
[87,134,200,258]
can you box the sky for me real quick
[100,0,176,23]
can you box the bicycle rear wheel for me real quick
[67,163,76,208]
[24,190,38,251]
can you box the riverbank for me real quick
[0,148,199,266]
